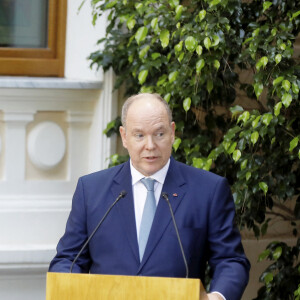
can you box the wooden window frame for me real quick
[0,0,67,77]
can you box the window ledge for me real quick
[0,76,103,90]
[0,245,55,264]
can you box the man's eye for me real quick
[135,133,143,138]
[157,132,164,137]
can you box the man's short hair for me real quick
[121,93,172,127]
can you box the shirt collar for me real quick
[130,158,170,185]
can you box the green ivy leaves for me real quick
[135,26,148,44]
[168,70,178,83]
[127,18,136,30]
[289,136,299,152]
[263,272,273,285]
[151,17,159,33]
[292,82,299,94]
[263,1,272,12]
[138,70,148,84]
[290,10,300,21]
[209,0,221,8]
[198,10,206,22]
[185,36,197,52]
[92,1,300,296]
[192,157,212,171]
[273,76,284,86]
[282,80,291,92]
[139,45,150,59]
[256,56,268,71]
[173,137,181,152]
[91,0,300,271]
[259,182,268,195]
[282,93,292,108]
[254,83,263,99]
[230,105,244,118]
[183,97,191,112]
[213,60,220,70]
[233,149,241,162]
[275,54,282,64]
[252,116,261,128]
[251,131,259,145]
[274,102,282,116]
[196,59,205,74]
[160,29,170,48]
[238,111,250,124]
[262,113,273,126]
[204,37,211,50]
[207,79,213,94]
[175,5,183,21]
[174,41,183,53]
[196,45,203,56]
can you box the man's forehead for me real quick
[127,123,168,132]
[128,96,164,112]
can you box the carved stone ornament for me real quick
[27,121,66,170]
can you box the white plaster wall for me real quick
[64,0,106,80]
[0,88,100,300]
[0,2,116,300]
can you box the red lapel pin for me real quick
[173,193,178,197]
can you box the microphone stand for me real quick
[70,190,127,273]
[162,192,189,278]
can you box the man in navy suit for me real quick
[49,93,250,300]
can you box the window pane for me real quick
[0,0,48,48]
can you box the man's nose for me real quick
[145,136,155,150]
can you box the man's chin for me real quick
[140,164,161,177]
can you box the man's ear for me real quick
[119,126,128,149]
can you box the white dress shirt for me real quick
[130,159,170,240]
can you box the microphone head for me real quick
[120,190,127,197]
[162,192,168,199]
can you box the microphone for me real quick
[162,192,189,278]
[70,190,127,273]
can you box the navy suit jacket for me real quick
[49,157,250,300]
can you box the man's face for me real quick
[120,97,175,176]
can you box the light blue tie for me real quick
[139,178,156,261]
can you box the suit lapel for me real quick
[111,161,140,264]
[138,158,187,271]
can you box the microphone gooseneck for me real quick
[70,190,127,273]
[162,192,189,278]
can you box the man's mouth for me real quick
[145,156,157,161]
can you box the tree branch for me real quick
[265,211,296,221]
[272,201,295,217]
